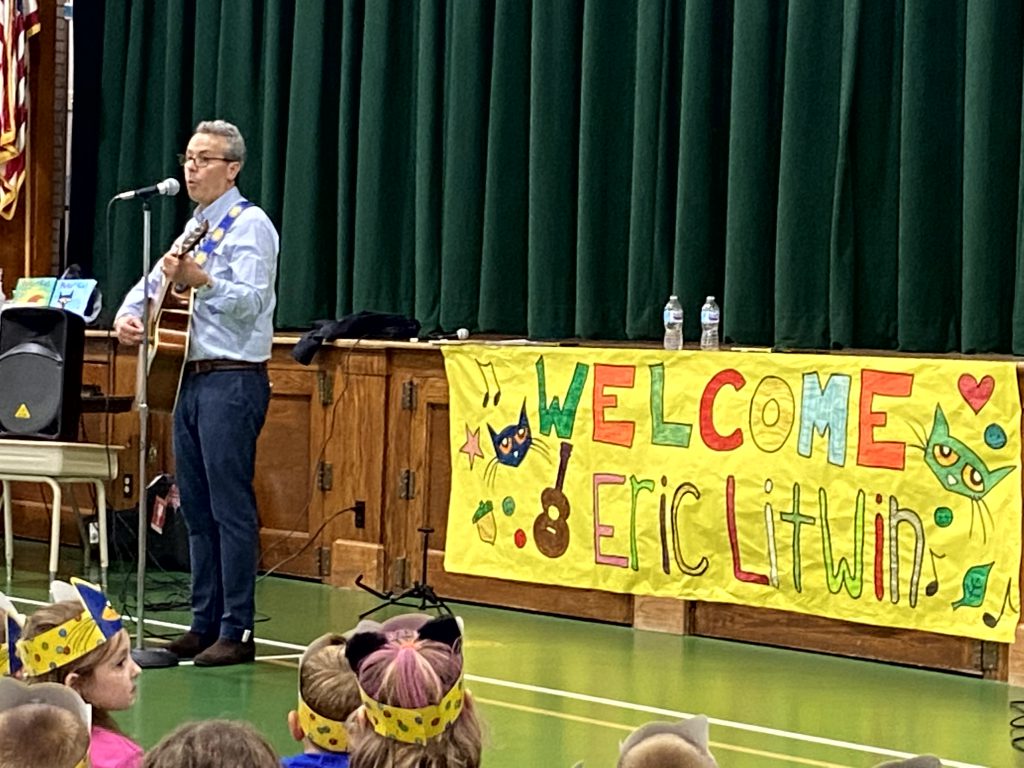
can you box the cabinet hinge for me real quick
[401,380,417,410]
[317,461,333,491]
[399,469,416,500]
[317,546,332,578]
[318,370,334,405]
[980,641,1001,673]
[392,556,408,589]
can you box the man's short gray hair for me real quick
[194,120,246,168]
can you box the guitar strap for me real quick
[193,200,253,267]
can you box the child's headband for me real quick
[0,592,26,677]
[0,676,91,768]
[17,578,123,678]
[296,633,350,752]
[346,615,466,745]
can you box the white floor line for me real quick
[177,653,301,667]
[6,595,989,768]
[467,675,988,768]
[6,596,308,651]
[127,615,307,652]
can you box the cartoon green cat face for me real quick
[924,404,1013,501]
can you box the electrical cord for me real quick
[1012,700,1024,751]
[255,336,366,574]
[258,504,357,582]
[25,210,120,597]
[121,337,368,622]
[83,231,373,621]
[102,198,194,619]
[122,337,364,623]
[250,391,341,568]
[108,470,192,617]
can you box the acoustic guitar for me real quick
[139,221,210,413]
[533,441,573,558]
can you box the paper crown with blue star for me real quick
[17,579,123,678]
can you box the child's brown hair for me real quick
[0,702,90,768]
[142,719,279,768]
[300,634,360,722]
[288,633,362,753]
[617,717,717,768]
[0,678,91,768]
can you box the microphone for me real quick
[430,328,470,341]
[114,178,180,201]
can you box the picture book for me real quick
[10,276,56,305]
[49,278,99,318]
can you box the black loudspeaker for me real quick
[0,306,85,440]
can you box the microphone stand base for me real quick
[131,647,179,669]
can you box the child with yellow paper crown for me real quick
[283,632,360,767]
[344,614,482,768]
[282,614,436,767]
[18,578,143,768]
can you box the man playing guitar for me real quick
[113,120,279,667]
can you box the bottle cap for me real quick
[706,296,714,302]
[669,295,678,300]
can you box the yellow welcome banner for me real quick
[442,346,1023,642]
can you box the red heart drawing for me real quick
[958,374,994,414]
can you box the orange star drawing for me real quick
[459,425,485,469]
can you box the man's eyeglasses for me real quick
[176,154,234,168]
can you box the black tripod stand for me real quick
[355,526,451,618]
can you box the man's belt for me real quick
[184,359,267,375]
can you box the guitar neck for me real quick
[555,442,573,490]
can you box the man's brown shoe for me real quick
[165,631,217,660]
[193,637,256,667]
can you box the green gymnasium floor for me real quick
[4,540,1022,767]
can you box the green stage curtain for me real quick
[71,0,1024,353]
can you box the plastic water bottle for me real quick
[663,295,683,350]
[700,296,720,350]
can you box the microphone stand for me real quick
[129,198,177,669]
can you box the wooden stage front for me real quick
[3,333,1022,681]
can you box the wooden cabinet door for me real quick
[91,345,174,514]
[383,349,633,623]
[321,351,388,545]
[255,356,329,578]
[390,374,451,591]
[319,349,388,582]
[382,351,449,591]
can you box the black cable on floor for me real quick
[1010,700,1024,750]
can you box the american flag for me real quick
[0,0,40,220]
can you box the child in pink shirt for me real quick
[18,579,144,768]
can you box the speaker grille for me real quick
[0,307,84,440]
[0,349,63,437]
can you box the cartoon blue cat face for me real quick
[488,401,532,467]
[924,404,1012,501]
